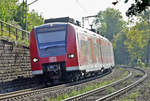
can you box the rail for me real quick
[63,69,132,101]
[96,67,147,101]
[0,68,112,100]
[0,19,29,41]
[63,67,147,101]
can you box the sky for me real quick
[19,0,133,22]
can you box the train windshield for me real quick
[36,28,66,57]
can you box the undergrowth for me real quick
[48,68,129,101]
[0,31,29,46]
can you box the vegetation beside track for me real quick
[0,32,29,46]
[0,0,44,45]
[47,68,128,101]
[115,68,149,101]
[118,91,140,101]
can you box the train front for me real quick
[30,23,71,81]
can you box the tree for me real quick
[113,0,150,16]
[27,10,44,31]
[125,0,150,16]
[13,1,26,30]
[138,9,150,66]
[0,0,18,22]
[0,0,44,31]
[93,8,125,41]
[13,1,44,31]
[113,28,130,65]
[93,8,128,65]
[0,0,44,43]
[124,21,149,66]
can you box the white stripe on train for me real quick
[32,70,43,75]
[32,63,114,75]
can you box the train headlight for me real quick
[68,53,75,58]
[33,57,39,63]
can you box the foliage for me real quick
[0,0,44,31]
[13,1,44,31]
[93,8,129,65]
[94,8,150,67]
[124,9,150,66]
[119,91,140,101]
[48,69,129,101]
[113,0,150,16]
[125,0,150,16]
[106,87,116,94]
[113,28,130,65]
[137,8,150,22]
[0,0,18,22]
[124,21,150,66]
[13,1,26,30]
[27,10,44,31]
[0,0,44,45]
[93,8,126,41]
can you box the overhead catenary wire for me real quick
[28,0,38,6]
[75,0,89,14]
[75,0,92,28]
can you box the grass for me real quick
[47,68,129,101]
[118,99,135,101]
[147,80,150,88]
[0,31,16,40]
[134,73,143,78]
[120,67,125,71]
[106,86,116,94]
[0,30,29,46]
[119,91,140,101]
[123,80,132,85]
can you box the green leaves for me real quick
[124,21,150,66]
[113,28,130,64]
[126,0,150,16]
[27,10,44,31]
[0,0,18,21]
[94,8,150,66]
[124,0,129,3]
[93,8,125,41]
[93,8,129,65]
[0,0,44,31]
[0,0,44,45]
[126,9,150,65]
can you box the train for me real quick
[30,17,115,83]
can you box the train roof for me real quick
[44,17,81,27]
[35,17,111,43]
[69,22,110,42]
[34,22,67,29]
[34,22,110,43]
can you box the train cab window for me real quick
[36,28,67,57]
[38,30,66,46]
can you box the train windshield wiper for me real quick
[40,44,65,49]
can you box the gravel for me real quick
[25,67,128,101]
[115,67,150,101]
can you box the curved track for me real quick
[63,67,147,101]
[0,69,112,101]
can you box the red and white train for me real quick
[30,17,115,82]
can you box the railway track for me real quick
[63,67,147,101]
[0,69,112,101]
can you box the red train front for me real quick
[30,17,115,82]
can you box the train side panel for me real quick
[76,30,103,72]
[100,39,114,69]
[75,27,114,72]
[110,43,115,67]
